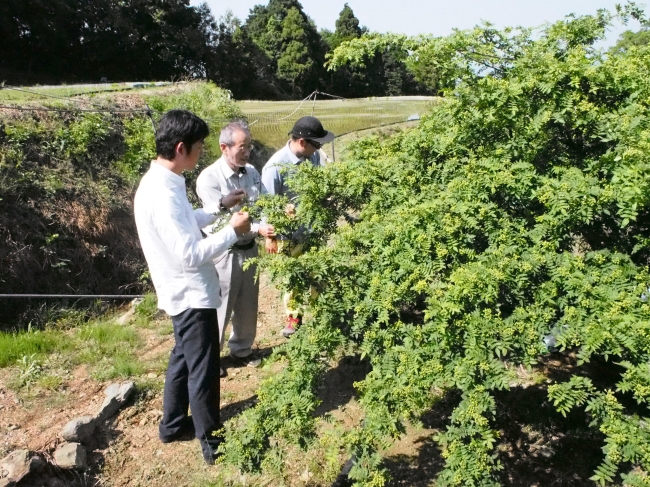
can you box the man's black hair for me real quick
[155,109,209,160]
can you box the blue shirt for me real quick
[261,142,323,202]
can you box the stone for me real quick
[0,449,30,483]
[53,443,87,470]
[0,479,16,487]
[96,381,135,421]
[60,416,97,444]
[116,308,135,325]
[300,468,313,482]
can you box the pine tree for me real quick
[243,0,325,98]
[277,7,315,96]
[333,3,362,48]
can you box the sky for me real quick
[190,0,645,47]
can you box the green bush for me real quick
[115,116,156,181]
[147,81,244,161]
[224,7,650,486]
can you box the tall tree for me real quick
[332,3,363,48]
[277,7,315,96]
[200,10,281,99]
[325,3,369,97]
[243,0,325,98]
[610,27,650,53]
[0,0,218,84]
[0,0,83,83]
[325,6,425,97]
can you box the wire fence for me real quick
[239,92,439,159]
[0,83,159,130]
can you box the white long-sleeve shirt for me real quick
[134,161,238,315]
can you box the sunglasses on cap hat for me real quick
[306,139,322,149]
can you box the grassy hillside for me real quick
[0,83,435,328]
[0,82,241,329]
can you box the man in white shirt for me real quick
[261,116,334,337]
[133,110,251,465]
[196,121,275,372]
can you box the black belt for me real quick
[232,239,256,251]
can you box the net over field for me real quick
[237,96,440,151]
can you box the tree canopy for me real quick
[0,0,435,99]
[610,26,650,53]
[0,0,215,83]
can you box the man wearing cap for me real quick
[196,121,275,374]
[261,116,335,337]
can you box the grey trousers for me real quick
[215,244,258,358]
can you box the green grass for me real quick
[0,83,153,102]
[238,96,440,152]
[0,329,70,367]
[133,293,159,326]
[37,374,65,390]
[92,352,146,381]
[1,316,146,389]
[75,321,141,367]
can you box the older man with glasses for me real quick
[196,121,275,375]
[261,116,335,338]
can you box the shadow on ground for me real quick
[315,354,371,417]
[17,418,117,487]
[333,352,643,487]
[378,383,605,487]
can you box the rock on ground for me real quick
[0,450,30,484]
[97,381,135,421]
[60,416,97,443]
[53,443,87,470]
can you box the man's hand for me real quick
[265,237,278,254]
[222,189,246,209]
[230,212,251,235]
[258,223,275,238]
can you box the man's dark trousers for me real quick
[159,308,221,441]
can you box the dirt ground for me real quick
[0,273,617,487]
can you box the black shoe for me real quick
[200,430,225,465]
[220,366,227,378]
[230,351,262,368]
[159,418,195,443]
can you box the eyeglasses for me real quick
[306,140,322,149]
[228,143,254,152]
